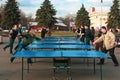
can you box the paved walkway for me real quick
[0,37,120,80]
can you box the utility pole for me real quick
[0,0,2,28]
[0,0,2,11]
[100,0,103,27]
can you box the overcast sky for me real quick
[0,0,114,18]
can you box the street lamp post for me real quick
[0,0,2,28]
[100,0,103,27]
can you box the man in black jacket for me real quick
[84,26,91,45]
[90,27,95,42]
[41,26,47,39]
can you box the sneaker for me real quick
[10,57,15,63]
[3,47,6,51]
[10,51,13,55]
[27,58,33,64]
[114,64,119,67]
[14,47,17,51]
[97,62,104,65]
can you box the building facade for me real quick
[89,7,108,29]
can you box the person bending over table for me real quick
[10,26,41,63]
[93,26,119,66]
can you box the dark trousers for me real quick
[95,42,103,51]
[14,37,22,50]
[90,36,94,42]
[11,42,31,63]
[85,37,90,45]
[77,35,80,38]
[4,38,15,53]
[80,36,85,42]
[100,47,119,65]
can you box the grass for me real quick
[49,31,76,36]
[1,30,120,38]
[0,31,77,37]
[36,31,77,37]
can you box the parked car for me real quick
[21,26,28,33]
[0,28,3,31]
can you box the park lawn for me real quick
[51,31,76,36]
[36,31,77,37]
[0,31,77,37]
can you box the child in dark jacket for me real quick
[10,27,41,63]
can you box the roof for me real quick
[55,19,67,27]
[29,20,67,27]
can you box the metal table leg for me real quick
[27,62,29,73]
[93,58,96,74]
[22,58,24,80]
[100,62,103,80]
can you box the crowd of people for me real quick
[2,24,119,66]
[76,25,119,66]
[3,24,48,63]
[76,25,95,45]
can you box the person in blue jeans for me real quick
[3,24,18,54]
[14,23,22,50]
[10,26,41,63]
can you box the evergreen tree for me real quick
[35,0,56,29]
[0,6,4,28]
[3,0,20,29]
[107,0,120,29]
[75,4,90,27]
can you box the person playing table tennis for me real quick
[3,24,18,54]
[93,26,119,66]
[84,25,91,45]
[10,26,41,63]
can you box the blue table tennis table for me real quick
[26,38,95,77]
[44,37,77,40]
[32,40,85,45]
[44,36,77,40]
[13,50,111,80]
[26,44,94,50]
